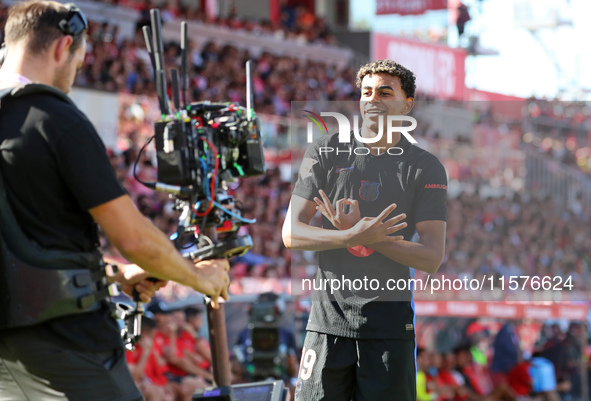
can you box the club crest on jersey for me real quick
[294,380,303,400]
[359,180,380,201]
[299,157,318,179]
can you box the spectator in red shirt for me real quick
[507,359,531,398]
[455,345,492,396]
[428,352,457,401]
[454,345,516,401]
[436,352,471,401]
[171,306,213,378]
[180,307,212,370]
[150,303,210,400]
[126,317,175,401]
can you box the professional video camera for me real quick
[117,9,288,401]
[235,293,291,381]
[119,9,265,348]
[135,19,265,262]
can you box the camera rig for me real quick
[117,10,282,400]
[134,11,265,262]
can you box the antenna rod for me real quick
[150,9,170,115]
[155,71,168,116]
[246,60,254,121]
[142,26,156,81]
[171,68,181,113]
[180,21,188,107]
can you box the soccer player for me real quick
[283,59,448,400]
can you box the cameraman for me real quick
[0,1,229,400]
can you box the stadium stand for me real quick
[523,97,591,176]
[67,17,357,113]
[91,0,336,45]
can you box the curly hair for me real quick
[356,60,416,99]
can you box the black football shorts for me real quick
[294,331,416,401]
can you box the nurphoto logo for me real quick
[304,110,418,156]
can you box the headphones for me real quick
[0,4,88,67]
[58,4,89,37]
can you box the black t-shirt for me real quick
[293,132,447,339]
[0,89,125,352]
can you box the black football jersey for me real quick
[293,132,447,339]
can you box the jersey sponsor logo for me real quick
[424,184,447,190]
[359,180,381,201]
[299,157,318,179]
[335,166,354,173]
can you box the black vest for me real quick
[0,84,109,329]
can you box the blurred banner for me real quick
[376,0,448,16]
[415,301,588,321]
[372,33,466,99]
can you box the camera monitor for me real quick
[193,380,285,401]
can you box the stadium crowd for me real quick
[416,320,586,401]
[433,191,591,298]
[69,18,356,114]
[95,0,336,45]
[525,98,591,127]
[123,299,590,401]
[523,98,591,176]
[0,0,348,108]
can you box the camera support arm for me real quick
[202,225,233,387]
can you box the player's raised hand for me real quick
[192,259,230,309]
[314,189,361,230]
[345,203,407,246]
